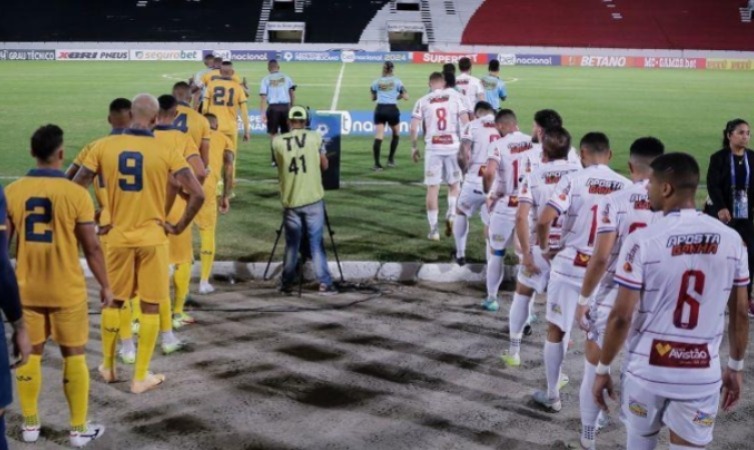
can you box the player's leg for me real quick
[131,245,169,394]
[501,281,536,366]
[452,184,481,265]
[100,247,133,382]
[196,178,218,295]
[13,309,44,442]
[444,156,462,237]
[621,375,665,449]
[118,300,135,364]
[579,337,602,449]
[664,392,719,450]
[424,153,443,239]
[372,109,385,170]
[387,113,400,167]
[485,209,514,311]
[304,201,335,292]
[281,208,303,292]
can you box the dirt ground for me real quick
[6,280,754,450]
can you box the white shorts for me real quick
[517,247,551,294]
[587,287,618,347]
[621,374,719,446]
[424,153,461,186]
[457,182,486,217]
[545,272,581,334]
[488,209,515,251]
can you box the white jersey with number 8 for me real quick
[615,209,749,399]
[412,89,468,155]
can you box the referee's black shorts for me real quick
[266,104,290,135]
[373,104,400,127]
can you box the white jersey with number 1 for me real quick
[460,114,500,185]
[487,131,534,214]
[412,89,468,155]
[615,209,749,399]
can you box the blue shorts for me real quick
[0,321,12,409]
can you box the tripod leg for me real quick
[264,222,285,281]
[323,205,345,283]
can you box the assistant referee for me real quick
[370,61,408,171]
[272,106,336,295]
[261,59,296,166]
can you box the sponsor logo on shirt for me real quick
[587,179,624,195]
[692,410,715,427]
[509,141,533,154]
[507,196,519,207]
[630,194,651,210]
[628,398,648,418]
[544,171,568,185]
[649,339,711,369]
[667,233,721,256]
[429,96,450,104]
[431,135,454,145]
[573,251,591,267]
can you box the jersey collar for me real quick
[124,128,154,137]
[27,168,66,178]
[153,125,177,131]
[178,101,191,107]
[110,128,126,135]
[666,208,698,217]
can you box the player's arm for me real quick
[72,167,96,188]
[165,178,179,217]
[75,222,113,307]
[483,159,498,194]
[168,168,205,235]
[410,116,422,163]
[1,193,30,369]
[240,100,250,141]
[459,139,471,174]
[199,138,210,168]
[577,230,617,330]
[219,149,235,214]
[536,206,560,252]
[65,163,81,180]
[722,242,751,412]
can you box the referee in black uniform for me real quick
[370,61,408,171]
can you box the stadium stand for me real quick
[462,0,754,51]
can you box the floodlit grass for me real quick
[0,61,749,261]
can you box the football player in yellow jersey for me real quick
[197,57,247,111]
[73,94,205,394]
[204,61,251,152]
[66,98,138,365]
[154,94,206,345]
[6,125,111,446]
[191,113,235,300]
[173,81,210,166]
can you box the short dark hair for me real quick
[443,71,456,88]
[383,61,394,72]
[31,124,63,161]
[580,132,610,154]
[268,59,279,66]
[630,137,665,159]
[203,53,214,60]
[474,101,494,115]
[650,152,700,192]
[213,56,223,64]
[221,61,233,67]
[534,109,563,129]
[458,57,472,72]
[158,94,177,112]
[173,81,190,91]
[429,71,444,82]
[109,98,131,113]
[543,126,572,160]
[495,108,517,123]
[204,113,218,123]
[723,118,749,149]
[488,59,500,72]
[442,63,456,74]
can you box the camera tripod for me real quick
[263,202,345,296]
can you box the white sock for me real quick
[509,293,531,355]
[200,279,209,285]
[486,239,492,261]
[447,196,458,219]
[669,444,699,450]
[161,331,179,346]
[120,338,135,354]
[486,253,504,298]
[453,214,469,258]
[544,339,564,399]
[527,294,536,321]
[579,360,601,446]
[627,431,659,450]
[427,209,439,229]
[562,330,572,354]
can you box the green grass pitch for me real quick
[0,61,750,262]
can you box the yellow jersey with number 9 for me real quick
[204,78,248,134]
[81,128,189,248]
[174,103,211,149]
[5,169,95,307]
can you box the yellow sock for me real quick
[130,295,141,322]
[16,354,42,426]
[63,355,89,431]
[119,300,133,341]
[100,307,120,370]
[199,227,216,282]
[134,311,159,381]
[173,262,191,315]
[159,297,172,333]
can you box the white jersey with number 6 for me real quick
[412,89,468,155]
[547,164,630,283]
[614,209,749,399]
[461,114,499,185]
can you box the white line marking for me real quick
[330,63,347,111]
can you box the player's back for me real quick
[617,210,749,398]
[206,130,233,176]
[551,164,630,256]
[203,69,241,86]
[413,89,464,154]
[5,170,93,307]
[205,78,246,133]
[174,103,210,148]
[463,114,499,180]
[525,143,581,174]
[81,129,188,248]
[456,73,481,105]
[489,130,534,199]
[154,126,198,160]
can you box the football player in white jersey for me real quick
[482,109,534,311]
[456,57,484,121]
[532,132,630,412]
[501,126,581,367]
[411,72,470,240]
[594,153,750,450]
[524,109,581,175]
[575,137,665,449]
[452,101,500,265]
